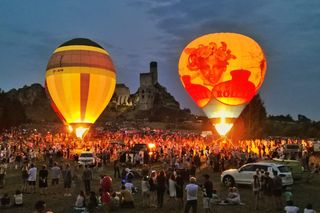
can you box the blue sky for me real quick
[1,0,320,120]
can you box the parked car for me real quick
[221,162,293,186]
[131,143,148,154]
[78,151,96,167]
[271,158,303,179]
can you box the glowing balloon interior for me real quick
[46,38,116,139]
[179,33,267,135]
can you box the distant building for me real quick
[112,61,179,111]
[138,61,158,110]
[114,84,132,106]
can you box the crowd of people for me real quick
[0,126,319,212]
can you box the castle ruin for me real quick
[138,61,158,110]
[113,61,179,111]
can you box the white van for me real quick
[78,151,96,167]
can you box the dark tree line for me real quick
[228,94,320,140]
[0,90,26,130]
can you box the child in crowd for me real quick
[284,200,299,213]
[13,190,23,206]
[304,203,316,213]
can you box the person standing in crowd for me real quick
[63,163,72,196]
[51,162,61,189]
[82,165,93,194]
[113,159,121,179]
[184,177,199,213]
[202,174,213,213]
[39,165,48,195]
[0,159,8,188]
[176,171,184,208]
[28,163,37,193]
[194,153,201,172]
[141,176,150,207]
[21,164,29,193]
[263,171,273,208]
[156,170,166,208]
[252,174,260,210]
[149,171,157,208]
[168,173,177,208]
[273,171,283,210]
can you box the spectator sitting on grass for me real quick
[284,186,293,203]
[87,191,98,213]
[124,179,134,193]
[0,193,11,208]
[211,189,220,204]
[75,190,86,208]
[13,190,23,206]
[33,200,46,213]
[284,200,299,213]
[304,203,316,213]
[109,192,120,211]
[120,185,134,208]
[225,187,241,205]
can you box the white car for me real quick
[221,162,293,186]
[78,151,96,167]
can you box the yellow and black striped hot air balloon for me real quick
[45,38,116,138]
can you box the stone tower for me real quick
[138,62,158,110]
[150,61,158,85]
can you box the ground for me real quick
[1,161,320,213]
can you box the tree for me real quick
[297,114,311,123]
[229,94,267,140]
[0,94,26,130]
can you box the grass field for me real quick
[1,161,320,213]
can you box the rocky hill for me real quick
[2,83,192,124]
[6,84,58,122]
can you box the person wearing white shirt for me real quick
[27,163,37,193]
[125,180,134,193]
[284,201,299,213]
[141,176,150,207]
[184,177,199,213]
[304,203,317,213]
[13,190,23,206]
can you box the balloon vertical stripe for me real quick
[80,73,90,122]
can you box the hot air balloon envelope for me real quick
[178,33,267,135]
[46,38,116,138]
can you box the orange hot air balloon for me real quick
[45,38,116,138]
[179,33,267,136]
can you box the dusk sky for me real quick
[1,0,320,120]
